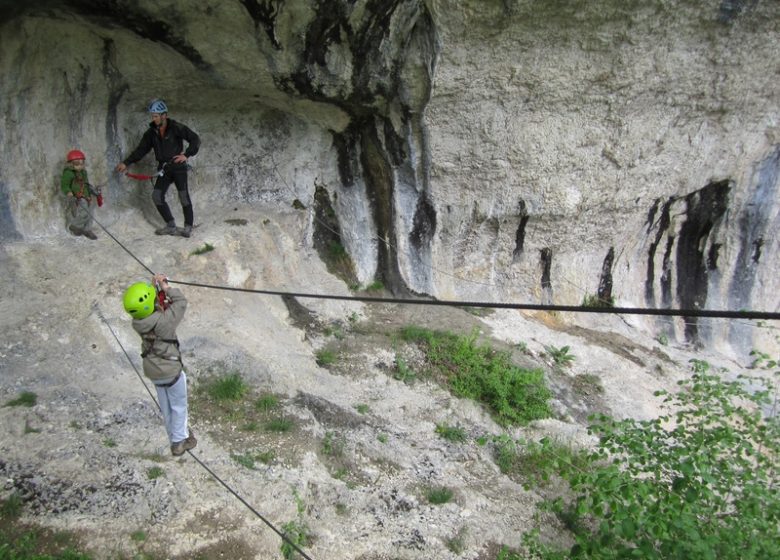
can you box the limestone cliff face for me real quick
[0,0,777,354]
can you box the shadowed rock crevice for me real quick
[313,184,357,285]
[240,0,282,49]
[512,200,529,261]
[0,181,20,240]
[598,247,615,304]
[677,180,730,341]
[102,37,128,188]
[361,119,412,296]
[540,247,552,304]
[645,197,672,306]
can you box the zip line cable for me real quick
[259,157,780,322]
[88,212,780,322]
[94,302,316,560]
[173,160,780,327]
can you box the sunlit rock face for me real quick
[0,0,778,354]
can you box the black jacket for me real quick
[123,119,200,168]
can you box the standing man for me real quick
[123,273,196,456]
[116,99,200,237]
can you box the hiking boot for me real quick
[83,230,97,240]
[155,223,178,236]
[178,225,192,238]
[171,434,197,456]
[69,225,83,236]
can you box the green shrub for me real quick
[280,520,309,560]
[529,358,780,559]
[231,453,257,469]
[315,349,337,366]
[206,372,248,401]
[401,327,551,426]
[321,431,345,457]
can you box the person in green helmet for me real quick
[123,273,196,456]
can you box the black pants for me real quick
[152,166,193,227]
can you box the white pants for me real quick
[155,370,189,444]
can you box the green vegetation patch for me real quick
[526,358,780,559]
[205,372,248,402]
[4,391,37,407]
[190,242,215,256]
[399,326,552,426]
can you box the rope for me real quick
[168,279,780,320]
[94,303,316,560]
[87,212,780,322]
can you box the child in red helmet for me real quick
[61,149,100,240]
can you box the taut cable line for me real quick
[88,212,780,322]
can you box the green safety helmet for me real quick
[123,282,157,319]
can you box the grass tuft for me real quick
[4,391,37,407]
[206,372,248,401]
[426,486,454,505]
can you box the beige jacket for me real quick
[132,287,187,383]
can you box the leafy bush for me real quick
[532,358,780,559]
[280,520,309,560]
[401,327,552,426]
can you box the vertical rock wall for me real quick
[424,0,780,354]
[0,0,778,355]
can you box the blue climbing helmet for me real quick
[148,99,168,114]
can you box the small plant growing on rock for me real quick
[4,391,37,407]
[146,466,164,480]
[393,354,417,384]
[255,393,279,411]
[266,417,294,432]
[315,348,337,366]
[545,344,574,368]
[206,372,248,401]
[426,486,454,505]
[189,242,214,256]
[435,423,467,443]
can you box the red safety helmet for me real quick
[66,149,86,162]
